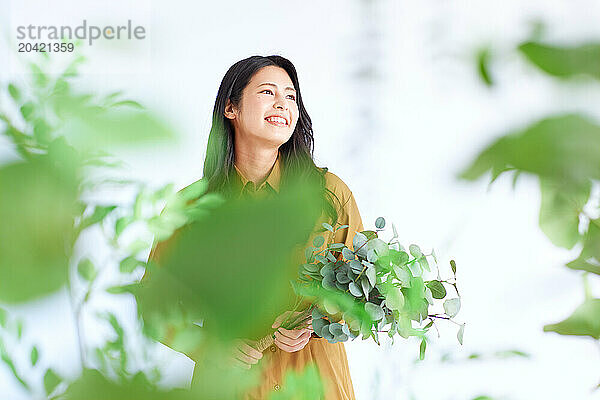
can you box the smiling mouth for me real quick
[265,116,288,127]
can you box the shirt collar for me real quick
[233,150,282,194]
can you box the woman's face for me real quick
[225,66,299,148]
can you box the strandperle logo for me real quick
[16,20,146,46]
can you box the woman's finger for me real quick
[278,327,309,340]
[274,333,311,352]
[239,342,262,361]
[272,311,303,329]
[275,329,311,347]
[235,350,260,365]
[271,311,291,329]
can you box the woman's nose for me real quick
[273,95,287,110]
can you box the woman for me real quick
[150,55,364,399]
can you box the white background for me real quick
[1,0,600,399]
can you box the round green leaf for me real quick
[365,302,384,321]
[375,217,385,229]
[336,271,351,284]
[313,235,325,248]
[312,308,324,320]
[443,298,461,318]
[385,286,405,310]
[348,281,362,297]
[450,259,457,275]
[349,260,363,274]
[418,256,430,272]
[329,323,344,336]
[312,318,327,336]
[342,247,355,261]
[409,244,422,258]
[425,280,447,299]
[352,232,368,252]
[366,266,376,287]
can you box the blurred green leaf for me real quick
[518,41,600,80]
[80,205,117,231]
[268,363,324,400]
[44,368,61,395]
[566,256,600,275]
[566,220,600,275]
[110,100,144,109]
[120,256,142,273]
[543,298,600,339]
[365,303,384,321]
[8,83,21,102]
[55,101,175,150]
[476,47,494,87]
[20,102,35,121]
[30,346,39,366]
[417,256,430,272]
[63,369,197,400]
[460,114,600,183]
[580,219,600,260]
[30,63,49,87]
[388,288,405,311]
[139,180,324,342]
[539,178,590,249]
[401,277,428,321]
[0,340,30,391]
[115,216,135,238]
[419,338,426,360]
[493,349,531,358]
[33,118,52,144]
[313,235,325,248]
[16,319,23,340]
[106,284,138,295]
[77,258,97,282]
[0,152,78,302]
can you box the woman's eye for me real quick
[260,89,295,101]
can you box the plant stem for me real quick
[66,268,86,370]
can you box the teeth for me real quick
[266,116,287,125]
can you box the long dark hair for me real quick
[202,55,342,229]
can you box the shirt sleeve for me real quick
[331,190,365,251]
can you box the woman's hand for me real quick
[271,311,314,353]
[229,338,263,369]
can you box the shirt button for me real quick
[274,384,280,391]
[270,345,277,352]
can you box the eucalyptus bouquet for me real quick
[256,217,463,359]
